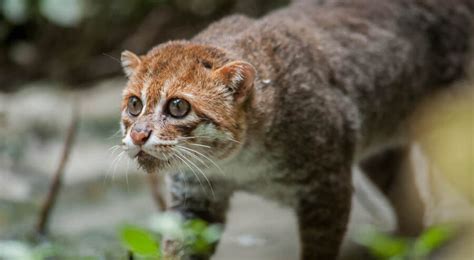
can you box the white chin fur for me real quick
[124,146,140,159]
[122,133,140,158]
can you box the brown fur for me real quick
[120,0,474,259]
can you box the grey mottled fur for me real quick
[159,0,474,259]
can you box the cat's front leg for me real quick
[295,166,352,260]
[163,171,234,260]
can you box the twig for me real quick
[35,105,79,236]
[147,172,167,211]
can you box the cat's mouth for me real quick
[123,136,221,173]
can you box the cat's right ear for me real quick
[121,50,141,78]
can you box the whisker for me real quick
[105,150,125,184]
[181,167,188,207]
[226,137,241,144]
[107,145,119,152]
[178,136,215,140]
[125,156,131,192]
[107,129,122,140]
[181,135,237,140]
[102,53,121,63]
[107,145,122,157]
[184,142,212,149]
[179,135,241,144]
[176,147,209,168]
[107,151,122,177]
[176,145,225,177]
[113,151,125,182]
[174,149,215,198]
[173,152,206,194]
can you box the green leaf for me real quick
[184,219,208,235]
[182,219,220,255]
[202,224,222,244]
[191,237,211,254]
[119,225,160,257]
[355,226,409,259]
[413,224,455,257]
[369,235,409,259]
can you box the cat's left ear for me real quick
[215,61,256,104]
[121,50,141,77]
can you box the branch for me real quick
[35,104,79,236]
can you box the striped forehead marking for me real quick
[139,78,152,115]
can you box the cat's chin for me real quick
[136,151,165,173]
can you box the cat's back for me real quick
[193,0,473,151]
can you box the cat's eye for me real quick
[167,98,190,118]
[128,96,143,116]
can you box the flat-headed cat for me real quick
[119,0,473,259]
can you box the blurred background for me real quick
[0,0,472,259]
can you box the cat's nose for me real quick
[130,124,152,146]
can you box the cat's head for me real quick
[120,41,256,172]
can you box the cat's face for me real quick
[120,42,256,172]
